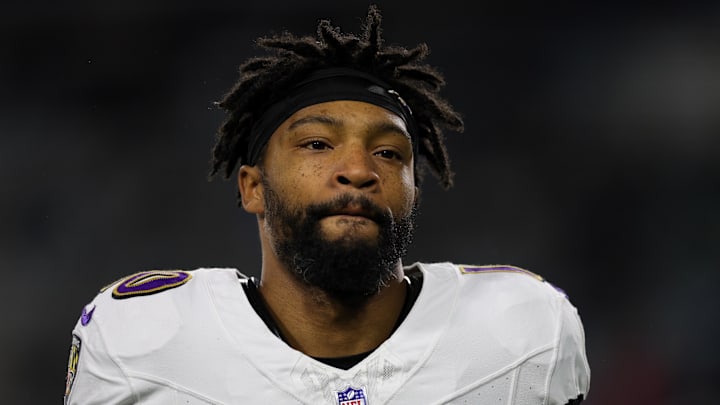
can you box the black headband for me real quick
[246,68,418,165]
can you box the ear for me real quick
[238,165,264,215]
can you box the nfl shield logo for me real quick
[335,386,368,405]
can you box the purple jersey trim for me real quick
[112,270,192,299]
[460,264,571,298]
[459,264,545,281]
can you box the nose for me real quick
[334,145,380,190]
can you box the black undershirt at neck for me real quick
[240,268,424,370]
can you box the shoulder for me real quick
[70,267,246,356]
[416,262,590,398]
[74,268,245,332]
[418,261,569,302]
[64,268,249,402]
[418,262,578,336]
[460,263,578,321]
[456,263,569,299]
[97,267,245,300]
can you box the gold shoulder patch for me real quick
[109,270,192,299]
[459,264,544,281]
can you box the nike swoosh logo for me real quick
[81,305,96,326]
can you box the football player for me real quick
[65,5,589,404]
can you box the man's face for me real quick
[253,100,418,302]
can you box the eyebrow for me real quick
[287,114,411,141]
[287,115,340,130]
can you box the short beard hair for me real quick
[263,180,417,306]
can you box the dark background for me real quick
[2,1,718,403]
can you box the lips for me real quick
[326,209,376,223]
[329,205,374,218]
[308,194,391,226]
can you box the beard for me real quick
[263,180,417,305]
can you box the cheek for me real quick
[267,160,324,202]
[401,165,414,190]
[386,166,416,213]
[292,161,325,188]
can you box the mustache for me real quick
[305,194,392,226]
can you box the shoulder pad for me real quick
[100,270,193,299]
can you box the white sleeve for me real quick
[547,297,591,404]
[65,315,136,404]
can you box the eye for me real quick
[375,149,402,160]
[302,140,331,150]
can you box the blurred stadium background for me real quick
[1,1,718,403]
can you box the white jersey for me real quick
[65,262,590,404]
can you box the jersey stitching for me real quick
[204,269,310,404]
[126,371,222,404]
[543,295,565,405]
[507,367,520,405]
[431,344,555,405]
[92,315,140,403]
[203,269,244,345]
[243,354,310,404]
[568,305,579,394]
[383,263,460,404]
[573,303,591,393]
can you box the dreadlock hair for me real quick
[210,4,464,189]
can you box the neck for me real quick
[257,260,408,358]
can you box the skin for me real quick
[237,100,418,358]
